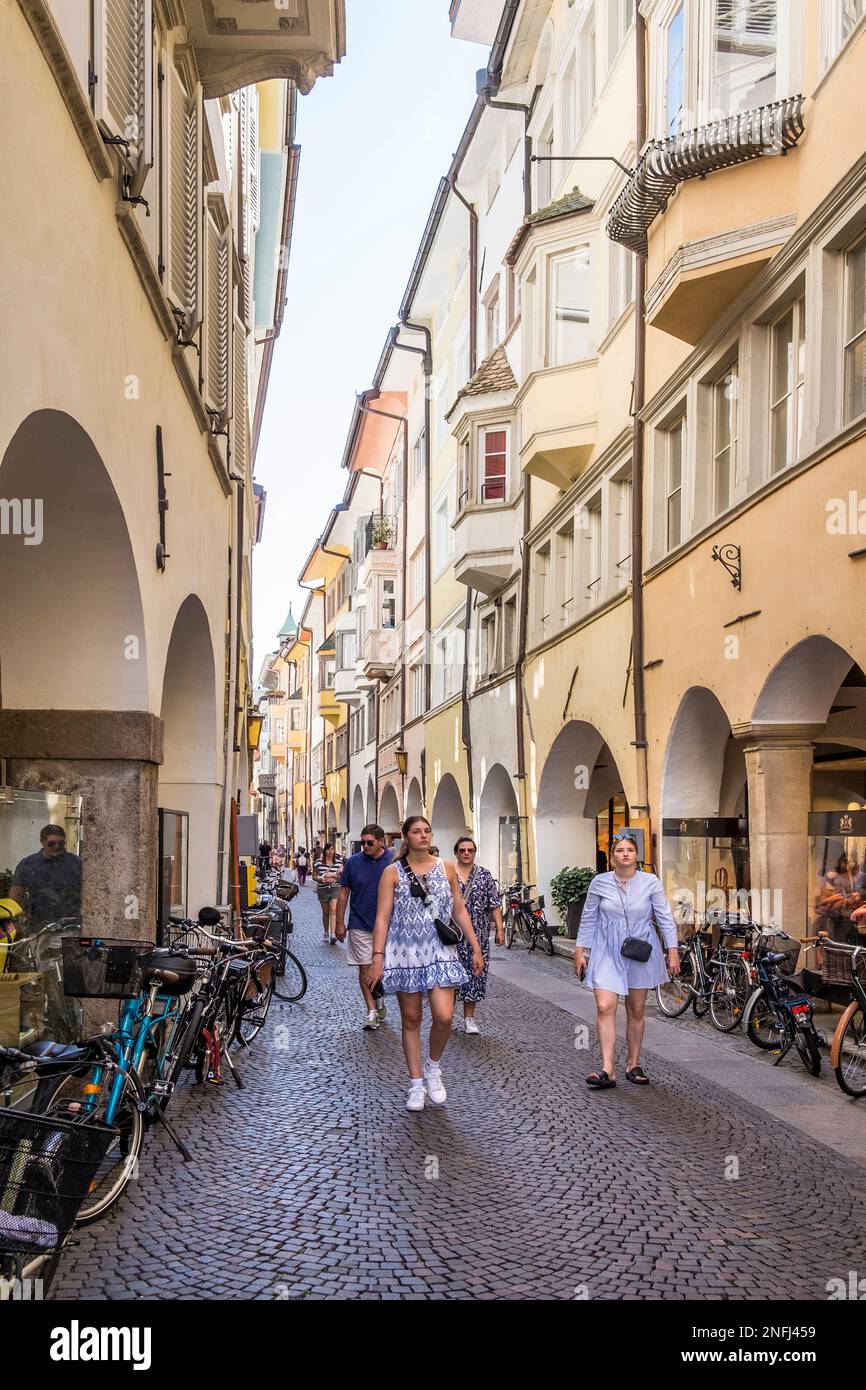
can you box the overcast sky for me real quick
[252,1,488,672]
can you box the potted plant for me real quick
[372,517,392,550]
[550,866,595,939]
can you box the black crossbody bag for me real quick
[401,862,463,947]
[615,879,653,963]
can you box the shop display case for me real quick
[661,817,750,933]
[808,810,866,946]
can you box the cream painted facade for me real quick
[1,0,344,934]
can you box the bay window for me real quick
[550,250,591,365]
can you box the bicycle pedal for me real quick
[152,1081,174,1098]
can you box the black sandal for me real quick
[625,1066,650,1085]
[586,1071,617,1089]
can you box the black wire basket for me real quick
[0,1110,115,1256]
[61,935,155,999]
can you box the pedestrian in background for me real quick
[335,824,392,1030]
[365,816,483,1111]
[314,843,343,943]
[295,847,309,886]
[573,832,679,1089]
[453,836,504,1034]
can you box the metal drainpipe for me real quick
[460,586,476,829]
[396,320,433,710]
[630,10,650,825]
[514,476,532,886]
[298,583,322,851]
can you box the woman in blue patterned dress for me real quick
[366,816,484,1111]
[453,837,504,1034]
[573,833,680,1090]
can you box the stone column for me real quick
[735,723,821,939]
[0,710,163,940]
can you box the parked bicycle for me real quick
[823,939,866,1097]
[502,883,555,956]
[656,915,754,1032]
[741,928,823,1075]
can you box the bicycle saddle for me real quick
[24,1039,91,1062]
[762,951,789,965]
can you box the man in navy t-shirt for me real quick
[336,824,392,1030]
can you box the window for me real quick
[433,478,456,572]
[455,330,471,392]
[535,543,551,641]
[412,430,426,484]
[336,727,348,768]
[412,664,425,718]
[614,476,632,586]
[550,251,591,365]
[431,621,464,705]
[537,119,553,209]
[579,25,597,132]
[93,0,152,172]
[274,720,285,744]
[485,279,501,354]
[609,240,634,327]
[411,546,426,606]
[336,632,356,671]
[164,62,200,329]
[380,578,396,630]
[666,418,685,549]
[481,429,508,503]
[502,596,517,667]
[665,4,686,135]
[822,0,866,69]
[435,369,450,450]
[480,613,497,678]
[712,362,739,515]
[556,521,575,627]
[845,237,866,424]
[585,500,602,607]
[713,1,776,114]
[770,299,805,473]
[561,55,577,152]
[609,0,636,69]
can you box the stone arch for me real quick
[661,687,743,820]
[366,776,377,826]
[430,774,470,859]
[535,721,626,920]
[351,784,365,836]
[379,782,401,836]
[405,777,423,818]
[753,636,857,727]
[159,595,219,914]
[0,410,148,710]
[479,763,520,882]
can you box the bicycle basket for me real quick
[0,1110,115,1256]
[822,942,863,986]
[61,935,155,999]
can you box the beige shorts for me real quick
[347,929,374,966]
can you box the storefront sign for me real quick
[808,811,866,837]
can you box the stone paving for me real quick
[52,884,866,1301]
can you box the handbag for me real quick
[402,863,464,946]
[614,878,654,964]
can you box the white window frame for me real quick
[665,416,686,550]
[93,0,153,179]
[608,0,636,73]
[548,248,591,367]
[412,429,426,486]
[555,519,576,629]
[612,470,633,589]
[410,545,426,607]
[844,234,866,426]
[484,278,501,355]
[479,425,510,505]
[433,473,456,575]
[711,360,739,517]
[609,239,635,328]
[821,0,866,72]
[534,542,552,643]
[769,297,806,473]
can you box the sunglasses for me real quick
[44,840,65,848]
[360,839,377,847]
[409,880,434,909]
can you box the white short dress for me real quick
[576,870,678,995]
[382,861,470,995]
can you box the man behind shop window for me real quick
[10,824,82,931]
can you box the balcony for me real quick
[355,516,398,590]
[453,496,520,596]
[449,0,503,43]
[334,668,363,705]
[318,688,341,724]
[257,772,276,795]
[360,627,400,681]
[181,0,346,98]
[518,360,597,490]
[286,729,306,751]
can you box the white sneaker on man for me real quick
[362,1010,379,1030]
[423,1059,447,1105]
[406,1080,426,1111]
[464,1018,480,1035]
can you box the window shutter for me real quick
[93,0,152,169]
[204,213,230,416]
[232,319,249,476]
[165,64,201,331]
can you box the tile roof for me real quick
[446,346,516,419]
[505,186,594,264]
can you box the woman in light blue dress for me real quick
[366,816,484,1112]
[573,833,679,1089]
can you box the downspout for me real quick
[460,587,476,829]
[298,584,322,851]
[395,320,433,709]
[630,10,650,827]
[479,84,534,219]
[514,477,532,885]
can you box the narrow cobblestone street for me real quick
[52,885,866,1302]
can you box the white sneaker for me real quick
[423,1060,447,1105]
[406,1080,426,1111]
[464,1018,480,1035]
[362,1010,379,1030]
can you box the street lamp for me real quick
[319,780,328,803]
[395,746,408,778]
[246,712,264,751]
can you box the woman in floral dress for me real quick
[366,816,484,1111]
[453,837,504,1035]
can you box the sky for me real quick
[252,0,490,673]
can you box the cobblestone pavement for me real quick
[52,886,866,1301]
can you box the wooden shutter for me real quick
[93,0,152,169]
[204,213,230,415]
[165,64,201,330]
[231,319,249,477]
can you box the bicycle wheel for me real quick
[278,950,308,1003]
[539,924,555,957]
[656,949,695,1016]
[793,1027,821,1077]
[235,971,274,1045]
[163,997,206,1102]
[517,914,535,950]
[834,1003,866,1097]
[745,990,791,1051]
[44,1069,145,1226]
[195,995,236,1084]
[708,960,751,1032]
[504,909,517,949]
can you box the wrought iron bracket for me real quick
[712,543,741,590]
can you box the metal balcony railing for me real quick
[606,95,806,256]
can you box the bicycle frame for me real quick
[81,988,183,1125]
